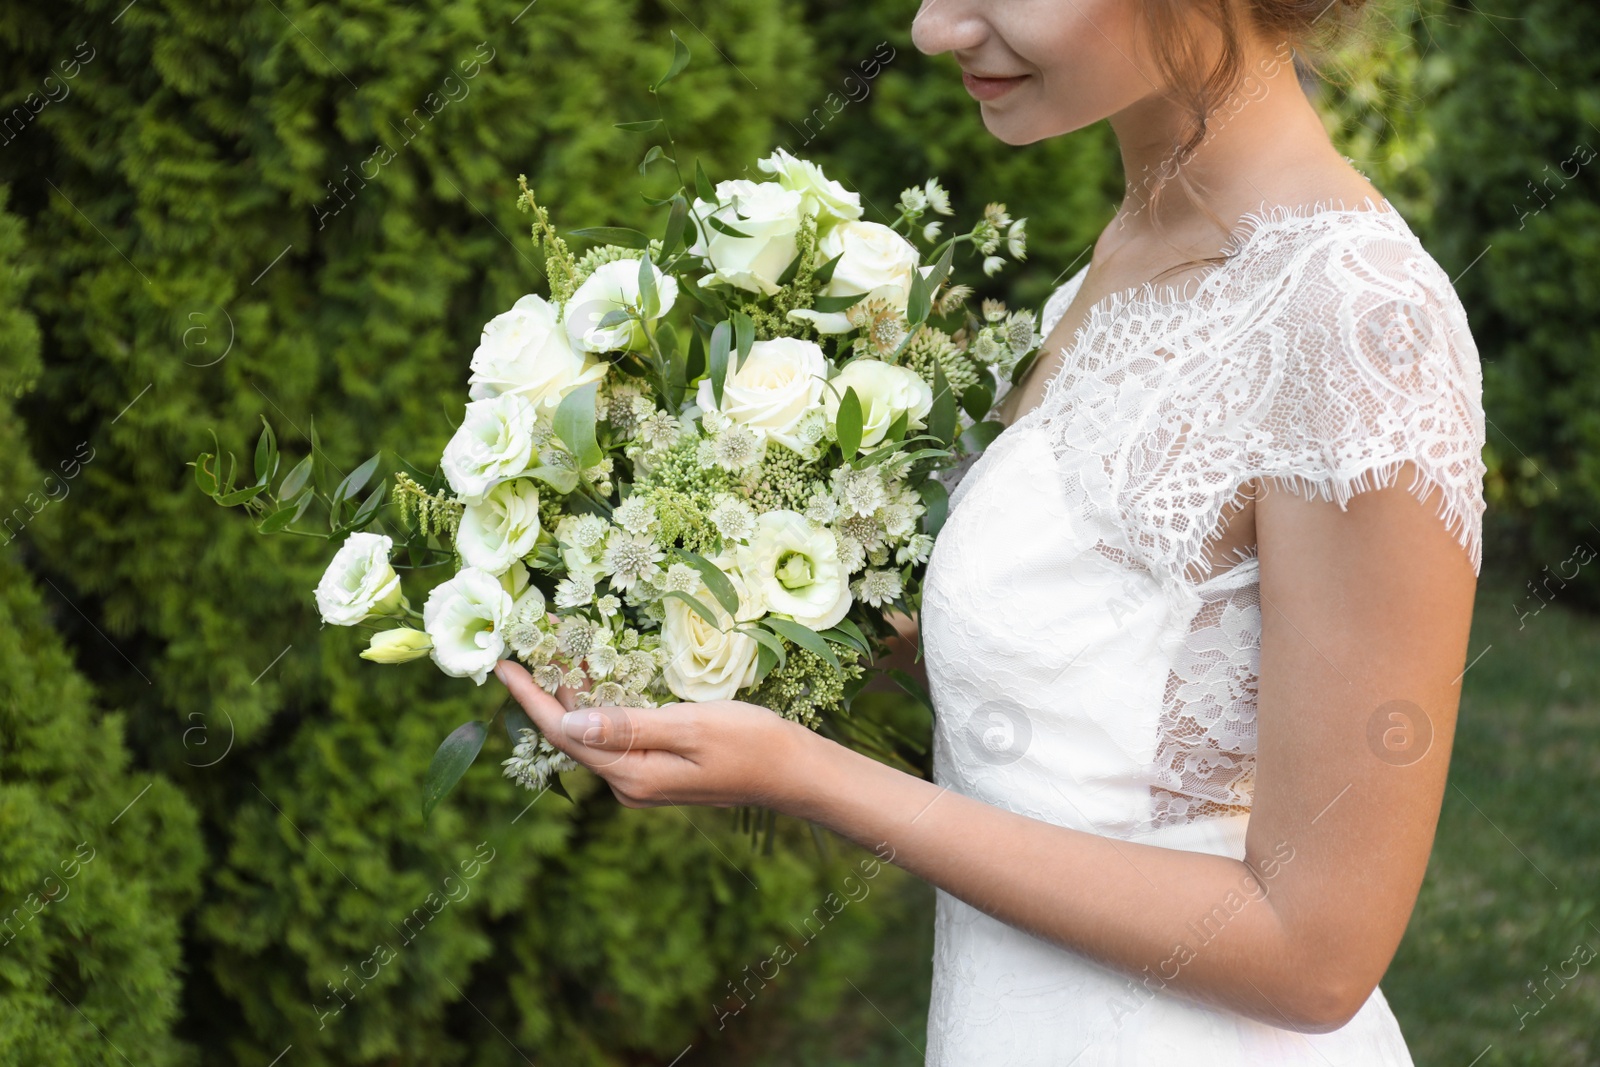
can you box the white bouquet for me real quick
[194,46,1038,813]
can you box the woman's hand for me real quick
[492,658,815,810]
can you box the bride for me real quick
[495,0,1485,1062]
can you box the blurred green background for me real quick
[1,0,1595,1064]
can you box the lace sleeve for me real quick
[1254,228,1488,574]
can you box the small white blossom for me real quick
[557,615,597,657]
[554,572,596,609]
[1007,218,1028,260]
[596,594,622,617]
[533,665,564,692]
[637,409,680,450]
[983,255,1005,278]
[897,532,934,565]
[834,466,888,518]
[925,179,953,216]
[662,562,702,595]
[835,530,867,574]
[587,643,619,679]
[562,666,588,689]
[852,568,903,608]
[898,186,928,216]
[502,728,579,792]
[700,407,732,434]
[601,529,666,591]
[922,221,943,243]
[711,425,762,471]
[612,494,657,536]
[708,495,757,542]
[983,298,1008,323]
[803,489,838,526]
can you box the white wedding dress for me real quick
[918,198,1486,1065]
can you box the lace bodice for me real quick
[918,199,1482,1064]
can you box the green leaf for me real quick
[278,453,313,501]
[523,464,580,495]
[907,267,931,327]
[193,453,218,496]
[654,30,691,90]
[216,483,266,507]
[663,590,723,630]
[685,328,706,382]
[919,478,949,536]
[613,119,663,132]
[554,381,603,470]
[567,226,652,248]
[732,311,754,371]
[351,480,388,529]
[695,159,715,202]
[883,667,935,715]
[331,453,381,518]
[762,617,840,670]
[775,249,803,287]
[257,502,299,534]
[663,193,690,254]
[961,372,996,421]
[708,320,732,409]
[835,386,863,458]
[752,641,779,686]
[928,360,956,446]
[739,625,788,672]
[958,420,1005,453]
[927,241,956,292]
[811,292,866,314]
[675,549,740,617]
[813,250,845,286]
[1010,347,1041,386]
[821,620,870,657]
[503,703,534,746]
[638,253,658,319]
[253,416,278,487]
[597,309,633,330]
[422,721,489,819]
[707,215,753,239]
[637,145,674,176]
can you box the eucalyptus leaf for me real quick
[663,193,690,254]
[663,590,723,630]
[813,250,845,286]
[422,720,489,819]
[928,360,956,446]
[739,625,788,671]
[835,386,863,458]
[638,253,658,319]
[554,383,603,471]
[613,119,663,133]
[708,320,732,409]
[695,159,716,202]
[732,311,754,371]
[762,617,840,670]
[907,267,931,327]
[278,453,314,501]
[675,549,740,617]
[959,420,1006,454]
[961,372,996,421]
[523,464,580,495]
[919,478,950,536]
[811,292,867,314]
[567,226,652,248]
[253,416,278,487]
[654,31,691,90]
[707,215,753,240]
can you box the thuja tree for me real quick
[0,1,904,1063]
[0,186,205,1065]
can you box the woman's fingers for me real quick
[494,660,571,743]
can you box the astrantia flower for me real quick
[1006,311,1037,354]
[662,562,702,595]
[803,489,838,526]
[898,186,928,217]
[587,642,619,679]
[853,568,903,608]
[924,179,953,216]
[422,567,514,685]
[503,727,578,793]
[441,393,539,505]
[557,615,597,658]
[601,529,666,591]
[637,409,681,450]
[983,255,1005,278]
[984,202,1012,230]
[554,572,596,609]
[314,532,406,626]
[983,299,1008,323]
[833,466,888,518]
[596,594,621,618]
[922,221,943,243]
[711,425,763,472]
[897,532,934,565]
[707,495,756,543]
[533,665,564,692]
[835,529,867,573]
[612,494,657,536]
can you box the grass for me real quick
[691,571,1600,1066]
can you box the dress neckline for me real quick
[1025,195,1405,426]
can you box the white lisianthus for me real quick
[691,179,805,296]
[314,532,406,626]
[468,293,608,410]
[788,220,923,333]
[360,627,434,664]
[423,566,514,685]
[456,478,542,576]
[756,148,863,229]
[736,511,851,631]
[660,559,762,702]
[824,359,935,455]
[565,258,679,353]
[694,336,827,452]
[441,393,539,505]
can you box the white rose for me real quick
[691,179,805,296]
[456,478,542,576]
[423,566,514,685]
[360,627,433,664]
[441,393,538,506]
[756,148,863,229]
[736,511,851,631]
[694,337,826,453]
[660,560,762,702]
[788,220,922,334]
[468,293,608,410]
[314,532,406,626]
[565,257,679,353]
[824,359,934,455]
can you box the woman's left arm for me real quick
[496,464,1476,1034]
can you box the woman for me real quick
[495,0,1486,1062]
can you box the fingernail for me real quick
[564,710,604,745]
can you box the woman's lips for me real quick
[961,71,1028,102]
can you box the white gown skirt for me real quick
[924,813,1416,1066]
